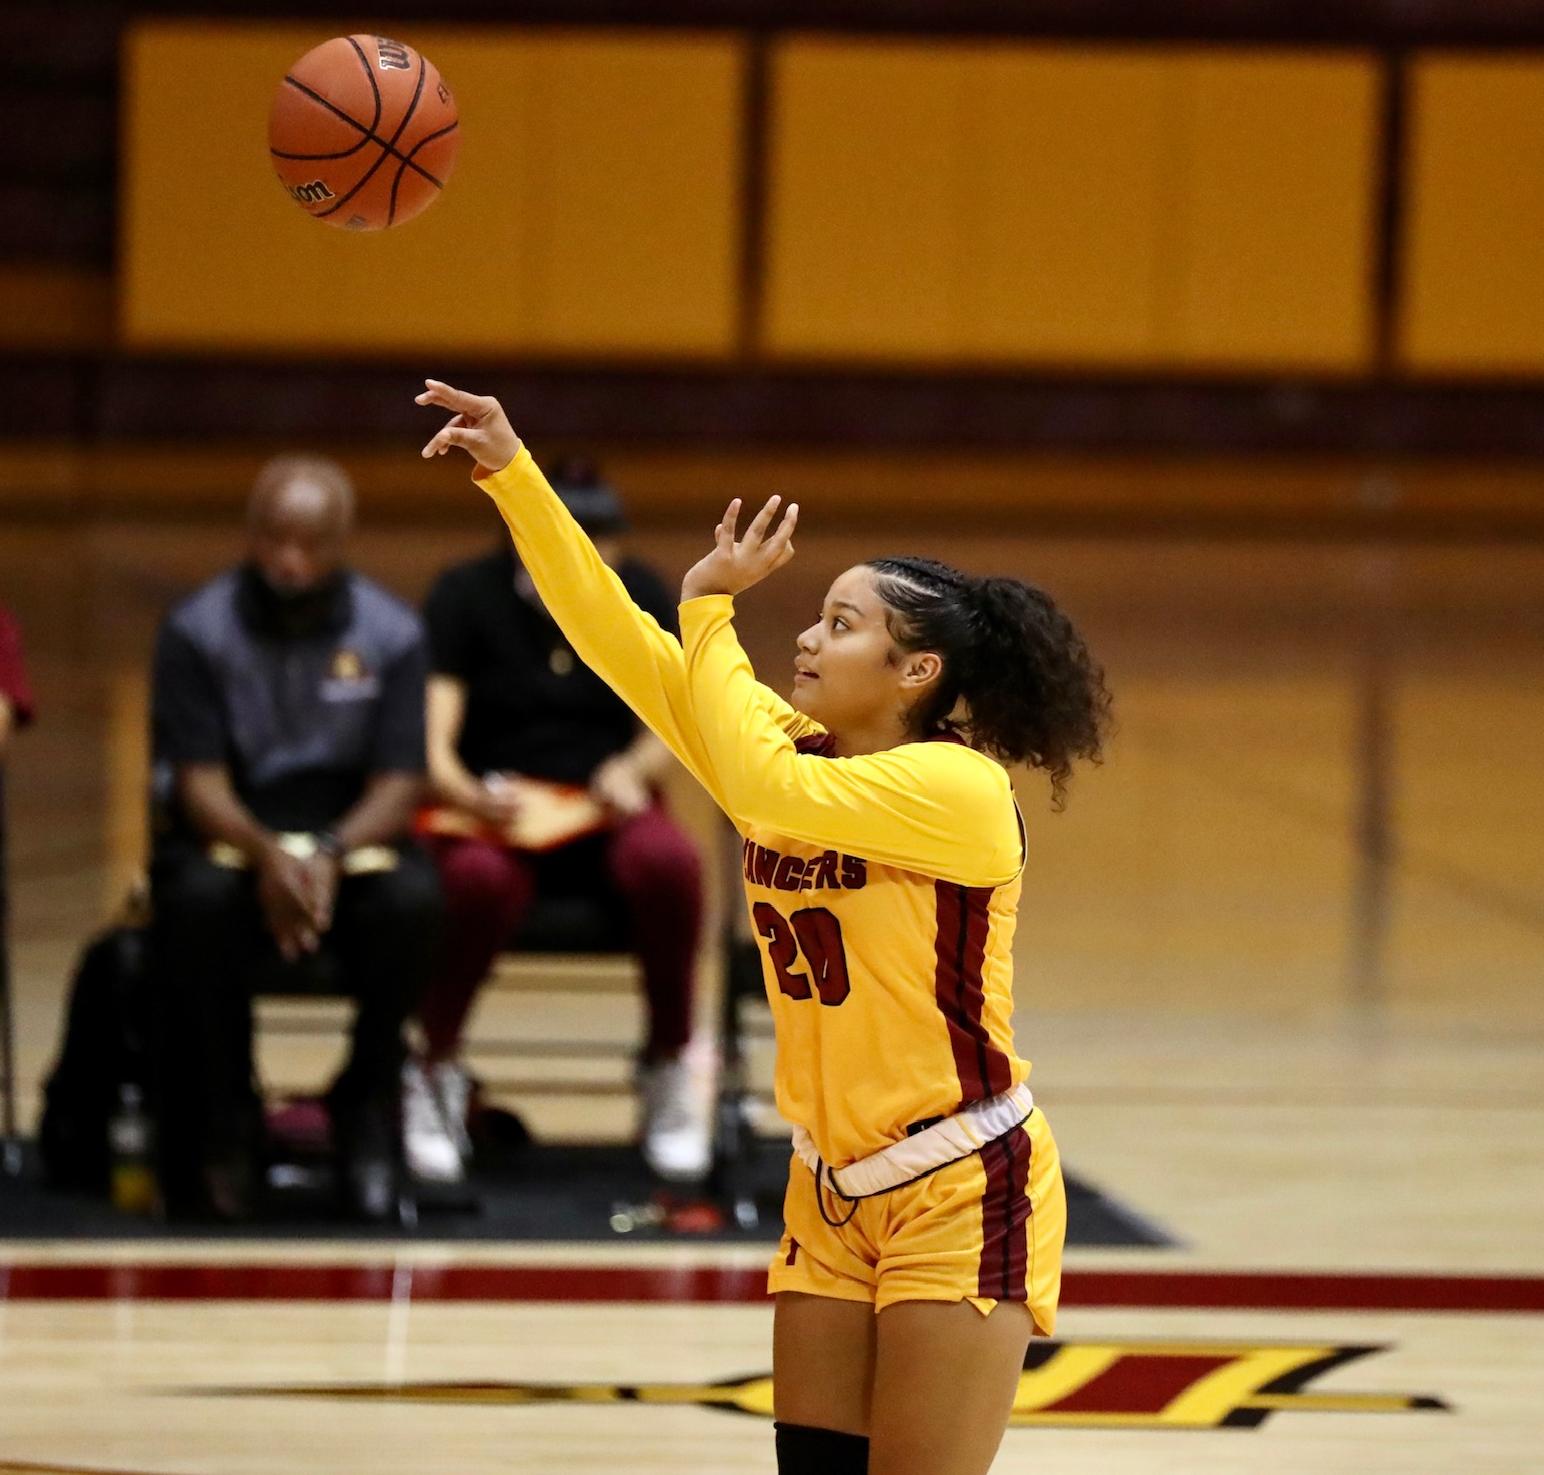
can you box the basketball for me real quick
[268,34,458,230]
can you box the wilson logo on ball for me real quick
[376,37,412,71]
[287,180,336,204]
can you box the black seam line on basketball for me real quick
[345,35,385,136]
[386,54,429,223]
[273,38,380,163]
[277,76,441,188]
[387,119,457,222]
[316,53,425,220]
[272,117,454,183]
[322,49,424,221]
[383,54,428,225]
[276,76,373,159]
[401,121,456,184]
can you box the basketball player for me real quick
[417,380,1112,1475]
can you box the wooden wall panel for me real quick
[1167,50,1379,369]
[764,40,1377,368]
[956,49,1170,364]
[1400,55,1544,374]
[762,41,961,358]
[120,23,742,357]
[763,39,1173,362]
[507,34,744,355]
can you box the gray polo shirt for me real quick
[151,565,427,841]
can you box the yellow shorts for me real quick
[769,1107,1066,1333]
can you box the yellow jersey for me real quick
[477,449,1030,1167]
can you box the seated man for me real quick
[149,456,440,1221]
[411,463,705,1185]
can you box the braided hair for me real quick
[865,556,1112,808]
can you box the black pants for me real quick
[150,846,441,1173]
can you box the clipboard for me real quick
[415,774,609,853]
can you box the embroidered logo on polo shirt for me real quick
[321,647,379,701]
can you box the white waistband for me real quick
[791,1082,1035,1200]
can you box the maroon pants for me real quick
[420,804,702,1062]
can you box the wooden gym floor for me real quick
[1,489,1542,1472]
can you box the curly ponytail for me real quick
[866,556,1113,808]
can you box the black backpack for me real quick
[37,923,152,1191]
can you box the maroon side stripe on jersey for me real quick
[933,881,1014,1105]
[977,1127,1034,1302]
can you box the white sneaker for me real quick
[401,1060,464,1184]
[638,1055,711,1183]
[428,1060,473,1162]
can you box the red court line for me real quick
[1063,1269,1544,1313]
[1,1263,1542,1312]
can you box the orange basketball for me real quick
[268,35,459,230]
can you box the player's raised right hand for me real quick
[416,380,521,474]
[680,494,798,602]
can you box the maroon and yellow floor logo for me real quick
[212,1339,1444,1431]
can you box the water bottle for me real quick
[108,1083,161,1217]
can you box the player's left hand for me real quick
[681,495,798,602]
[416,380,521,474]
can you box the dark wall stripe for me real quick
[1372,50,1410,371]
[83,2,1544,47]
[30,358,1544,464]
[734,32,771,359]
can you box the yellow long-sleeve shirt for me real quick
[478,448,1030,1165]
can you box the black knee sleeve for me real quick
[775,1421,869,1474]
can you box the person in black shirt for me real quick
[0,603,33,1163]
[414,465,705,1184]
[0,604,34,759]
[150,456,440,1221]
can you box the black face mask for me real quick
[238,562,348,638]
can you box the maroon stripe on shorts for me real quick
[933,881,1014,1106]
[977,1128,1034,1303]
